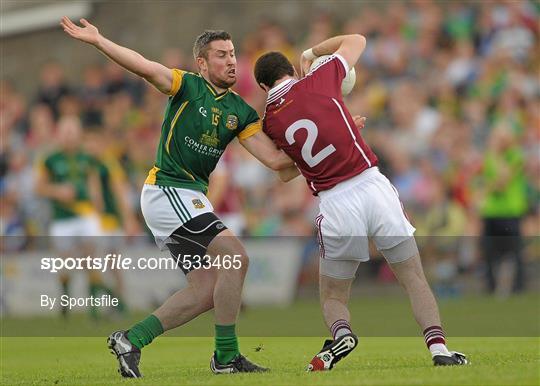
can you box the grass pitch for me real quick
[1,294,539,385]
[1,337,539,385]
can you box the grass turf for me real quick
[1,337,539,385]
[2,294,539,337]
[2,294,539,384]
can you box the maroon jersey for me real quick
[262,54,378,194]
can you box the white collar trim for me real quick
[267,78,296,104]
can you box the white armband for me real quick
[302,48,316,61]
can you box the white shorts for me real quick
[316,167,416,264]
[140,184,215,250]
[50,215,102,252]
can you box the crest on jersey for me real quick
[225,114,238,130]
[192,199,205,209]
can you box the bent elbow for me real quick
[354,34,366,48]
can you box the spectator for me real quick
[477,124,529,294]
[35,61,71,119]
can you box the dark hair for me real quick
[193,30,232,59]
[254,51,294,89]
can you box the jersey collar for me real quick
[267,78,297,105]
[200,74,230,100]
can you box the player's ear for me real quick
[196,56,207,72]
[258,83,269,92]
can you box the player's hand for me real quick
[55,184,76,203]
[300,54,313,77]
[353,116,366,130]
[60,16,100,46]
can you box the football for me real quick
[310,54,356,95]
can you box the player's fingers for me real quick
[300,57,309,77]
[60,19,70,30]
[61,20,74,31]
[62,22,78,35]
[353,116,366,128]
[63,28,77,38]
[61,22,74,34]
[63,16,77,29]
[80,18,90,27]
[62,19,79,34]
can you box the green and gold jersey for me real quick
[145,69,261,193]
[96,155,127,231]
[37,150,96,220]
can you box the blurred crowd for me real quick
[1,1,539,293]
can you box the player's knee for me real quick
[218,252,249,276]
[236,253,249,272]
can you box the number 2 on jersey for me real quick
[285,119,336,167]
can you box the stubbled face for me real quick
[198,40,236,89]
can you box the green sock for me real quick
[127,314,164,350]
[215,324,239,365]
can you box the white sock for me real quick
[429,343,451,357]
[335,327,351,339]
[330,319,352,340]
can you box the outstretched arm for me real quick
[60,17,173,94]
[239,131,295,171]
[278,165,301,182]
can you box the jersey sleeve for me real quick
[237,104,261,140]
[168,69,186,96]
[304,54,349,98]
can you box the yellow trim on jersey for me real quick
[100,213,120,231]
[169,69,185,96]
[215,89,230,101]
[145,166,160,185]
[166,101,189,153]
[205,83,217,96]
[201,75,230,100]
[238,120,262,140]
[70,201,94,216]
[180,167,195,181]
